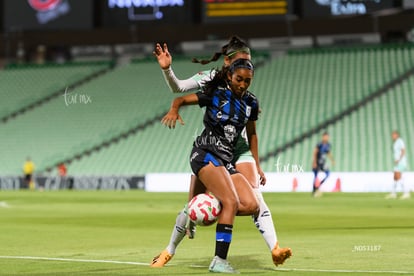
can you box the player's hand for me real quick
[153,43,172,70]
[161,110,184,129]
[258,167,267,185]
[394,160,399,165]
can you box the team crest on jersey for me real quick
[246,106,251,117]
[224,124,236,142]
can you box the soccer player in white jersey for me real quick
[150,36,292,268]
[386,130,410,199]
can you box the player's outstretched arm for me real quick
[161,93,199,129]
[312,148,318,169]
[153,43,200,93]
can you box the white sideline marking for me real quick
[0,256,412,274]
[0,256,148,266]
[0,201,10,208]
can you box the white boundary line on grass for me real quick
[0,256,147,266]
[0,256,413,274]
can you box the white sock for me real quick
[166,207,187,254]
[401,178,410,194]
[392,180,398,194]
[252,189,278,251]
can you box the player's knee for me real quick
[221,195,239,214]
[240,197,259,215]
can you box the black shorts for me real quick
[190,147,238,176]
[25,174,32,181]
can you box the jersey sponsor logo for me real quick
[190,151,199,162]
[225,163,235,172]
[246,106,251,117]
[219,100,229,108]
[196,134,232,157]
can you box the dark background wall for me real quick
[1,0,413,61]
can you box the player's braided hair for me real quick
[192,35,251,65]
[203,58,254,96]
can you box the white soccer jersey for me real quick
[162,68,215,93]
[393,137,407,166]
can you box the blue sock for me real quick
[215,224,233,259]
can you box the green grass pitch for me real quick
[0,190,413,275]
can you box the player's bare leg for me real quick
[197,163,240,274]
[231,173,259,216]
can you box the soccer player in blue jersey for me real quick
[151,36,292,268]
[161,58,260,273]
[312,132,335,197]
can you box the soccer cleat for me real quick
[312,189,323,198]
[209,256,239,274]
[385,193,397,199]
[150,250,173,268]
[400,193,411,200]
[271,242,292,266]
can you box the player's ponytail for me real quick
[192,35,250,65]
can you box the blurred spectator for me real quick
[23,157,35,190]
[58,162,73,189]
[49,45,71,64]
[58,163,67,177]
[16,41,26,64]
[34,45,46,65]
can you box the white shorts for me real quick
[394,162,407,173]
[235,152,255,165]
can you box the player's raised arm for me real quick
[161,93,199,129]
[153,43,171,70]
[153,42,200,93]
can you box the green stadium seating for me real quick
[0,59,209,174]
[1,45,413,175]
[251,45,414,169]
[0,62,110,120]
[266,75,414,172]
